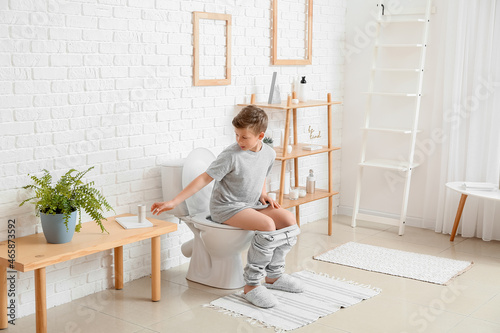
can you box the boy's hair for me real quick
[232,105,268,134]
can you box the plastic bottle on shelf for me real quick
[306,169,315,194]
[297,76,308,102]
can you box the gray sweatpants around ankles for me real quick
[243,224,300,286]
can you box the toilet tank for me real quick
[182,148,215,217]
[160,148,216,217]
[161,159,189,217]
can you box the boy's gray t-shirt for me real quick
[205,142,276,223]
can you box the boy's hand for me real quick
[260,194,280,209]
[151,201,176,215]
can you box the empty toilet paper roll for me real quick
[138,204,146,223]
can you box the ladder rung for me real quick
[355,213,400,227]
[359,159,420,171]
[377,18,427,23]
[381,6,436,16]
[364,92,418,97]
[376,43,424,48]
[373,67,421,72]
[361,127,423,134]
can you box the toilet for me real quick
[161,148,254,289]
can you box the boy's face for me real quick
[234,127,265,152]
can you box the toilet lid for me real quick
[182,148,216,216]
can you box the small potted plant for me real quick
[19,167,114,244]
[263,136,274,147]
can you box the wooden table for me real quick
[0,214,177,333]
[446,182,500,241]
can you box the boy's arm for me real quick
[151,172,213,215]
[174,172,213,205]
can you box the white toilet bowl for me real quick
[161,148,254,289]
[181,212,253,289]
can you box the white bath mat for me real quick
[207,270,380,331]
[314,242,473,285]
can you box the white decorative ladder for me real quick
[351,0,433,235]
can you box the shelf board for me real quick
[270,187,339,209]
[274,143,340,160]
[361,127,423,134]
[237,99,342,110]
[359,159,420,171]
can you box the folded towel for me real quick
[115,216,153,229]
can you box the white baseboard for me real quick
[337,205,424,228]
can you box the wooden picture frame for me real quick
[193,12,232,86]
[272,0,313,65]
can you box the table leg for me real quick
[151,236,161,302]
[450,194,468,242]
[0,266,7,329]
[34,268,46,333]
[114,246,123,290]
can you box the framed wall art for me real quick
[272,0,313,65]
[193,12,232,86]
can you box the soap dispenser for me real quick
[306,169,315,194]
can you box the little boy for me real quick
[151,105,303,308]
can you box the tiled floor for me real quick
[6,215,500,333]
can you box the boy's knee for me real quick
[259,216,276,231]
[283,210,296,226]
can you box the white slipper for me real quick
[263,274,304,293]
[243,285,279,308]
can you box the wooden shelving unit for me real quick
[238,93,341,235]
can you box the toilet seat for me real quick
[185,212,243,230]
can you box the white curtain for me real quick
[431,0,500,240]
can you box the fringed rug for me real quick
[314,242,473,285]
[207,270,380,331]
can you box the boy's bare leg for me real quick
[258,206,296,230]
[224,208,277,231]
[224,206,296,231]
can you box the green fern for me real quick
[19,167,115,233]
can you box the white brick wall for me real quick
[0,0,346,319]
